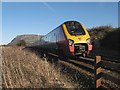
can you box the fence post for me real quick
[94,56,102,88]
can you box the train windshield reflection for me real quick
[66,21,85,36]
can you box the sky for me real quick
[2,2,119,44]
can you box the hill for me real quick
[8,34,43,46]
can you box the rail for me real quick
[43,52,120,88]
[26,47,120,88]
[77,56,120,88]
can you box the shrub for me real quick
[16,40,26,46]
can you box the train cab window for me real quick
[65,21,85,36]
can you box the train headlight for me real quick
[68,39,74,46]
[86,38,91,45]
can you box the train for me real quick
[39,21,92,58]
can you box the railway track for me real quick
[26,47,120,88]
[42,52,120,88]
[89,53,120,63]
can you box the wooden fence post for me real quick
[95,56,102,88]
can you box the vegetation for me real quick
[88,26,120,51]
[16,40,26,46]
[2,46,76,88]
[88,26,118,40]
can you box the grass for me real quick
[1,46,75,88]
[2,45,119,89]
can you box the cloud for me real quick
[42,2,55,13]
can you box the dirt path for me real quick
[1,46,76,88]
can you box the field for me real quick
[1,46,78,88]
[1,45,120,89]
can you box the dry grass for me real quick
[1,46,75,88]
[0,46,2,89]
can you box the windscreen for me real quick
[65,21,85,35]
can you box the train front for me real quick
[63,21,92,57]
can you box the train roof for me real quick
[63,21,81,24]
